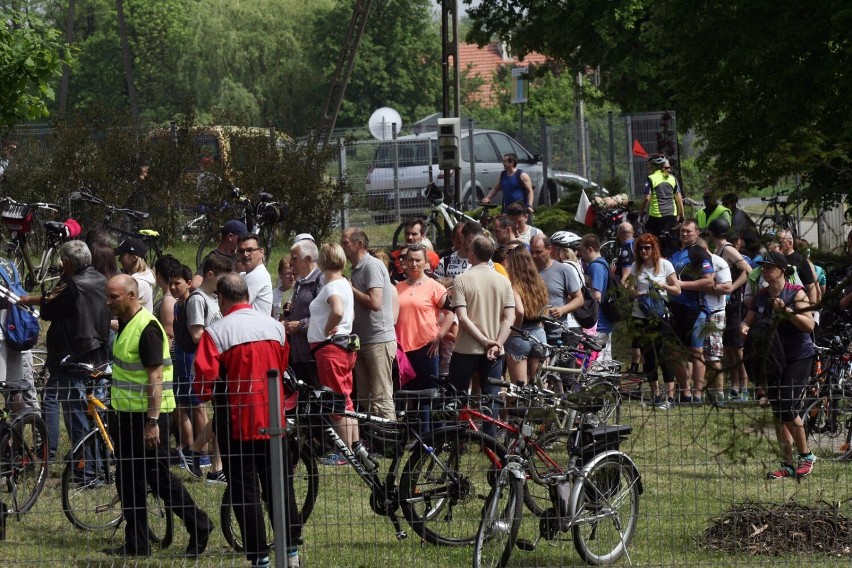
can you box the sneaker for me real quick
[795,453,816,478]
[197,453,212,468]
[691,397,703,405]
[187,454,203,479]
[728,389,739,401]
[319,453,347,466]
[655,397,674,411]
[206,470,227,485]
[251,556,271,568]
[767,463,795,480]
[176,447,192,471]
[740,389,750,402]
[678,395,693,405]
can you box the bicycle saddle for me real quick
[258,192,274,202]
[44,221,68,234]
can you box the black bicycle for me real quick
[220,369,507,551]
[195,186,286,268]
[0,383,49,518]
[757,195,797,239]
[69,191,163,267]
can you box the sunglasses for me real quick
[638,245,652,251]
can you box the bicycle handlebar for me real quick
[59,354,112,379]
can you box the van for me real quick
[364,129,593,223]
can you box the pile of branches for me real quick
[702,501,852,556]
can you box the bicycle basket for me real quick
[1,203,33,234]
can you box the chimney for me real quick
[499,41,513,62]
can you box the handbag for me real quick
[396,345,417,387]
[310,333,361,355]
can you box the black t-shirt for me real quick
[784,252,815,286]
[117,312,165,368]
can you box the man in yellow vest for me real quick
[104,274,213,558]
[639,155,685,237]
[696,190,732,232]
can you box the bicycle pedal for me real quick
[515,538,536,551]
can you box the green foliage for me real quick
[7,108,346,244]
[309,0,442,129]
[0,10,68,125]
[464,0,852,214]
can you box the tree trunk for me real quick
[115,0,139,120]
[57,0,75,115]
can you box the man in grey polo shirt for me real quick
[341,227,396,420]
[530,234,584,340]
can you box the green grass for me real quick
[5,403,852,566]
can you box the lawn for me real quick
[4,401,851,567]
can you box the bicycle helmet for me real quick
[647,154,667,166]
[550,231,582,250]
[707,218,730,237]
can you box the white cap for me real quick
[293,233,315,244]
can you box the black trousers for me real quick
[215,412,303,562]
[110,411,212,554]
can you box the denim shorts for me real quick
[504,325,546,360]
[174,348,201,407]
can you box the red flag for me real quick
[632,140,648,159]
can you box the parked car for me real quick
[364,129,596,224]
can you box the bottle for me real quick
[351,440,377,472]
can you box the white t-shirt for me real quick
[242,264,273,316]
[706,253,732,313]
[630,259,675,318]
[307,278,354,343]
[133,269,156,313]
[517,225,541,246]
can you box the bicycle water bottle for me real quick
[352,440,378,471]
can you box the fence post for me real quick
[392,124,400,223]
[266,369,288,568]
[608,111,616,183]
[338,137,348,230]
[540,117,550,204]
[468,118,476,206]
[625,115,635,198]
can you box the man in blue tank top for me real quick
[482,153,535,215]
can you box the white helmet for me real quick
[550,231,581,249]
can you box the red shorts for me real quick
[311,343,357,412]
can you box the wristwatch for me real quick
[145,416,159,426]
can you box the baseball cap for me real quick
[758,251,788,271]
[221,219,249,237]
[293,233,315,243]
[114,237,148,258]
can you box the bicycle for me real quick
[219,370,508,551]
[391,183,499,251]
[1,197,76,290]
[801,317,852,460]
[195,186,286,269]
[0,382,48,518]
[757,195,798,238]
[69,191,163,267]
[473,377,642,568]
[59,357,173,548]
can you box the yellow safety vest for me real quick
[696,205,731,230]
[647,170,680,218]
[111,308,175,413]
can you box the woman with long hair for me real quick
[504,246,550,385]
[626,233,680,410]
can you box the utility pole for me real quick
[441,0,461,206]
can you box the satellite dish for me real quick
[368,107,403,141]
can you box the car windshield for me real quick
[372,140,437,168]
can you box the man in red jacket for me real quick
[194,273,300,568]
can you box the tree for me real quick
[308,0,442,130]
[0,10,68,125]
[114,0,139,120]
[464,0,852,211]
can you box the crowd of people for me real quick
[0,152,850,565]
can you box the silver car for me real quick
[364,129,593,223]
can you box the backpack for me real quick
[592,257,624,323]
[566,263,599,329]
[0,263,40,351]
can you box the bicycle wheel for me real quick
[220,441,319,552]
[758,216,780,238]
[61,428,122,530]
[400,427,506,547]
[195,229,220,271]
[472,467,523,568]
[522,428,573,517]
[571,452,640,565]
[600,240,619,263]
[147,490,173,550]
[803,394,852,460]
[1,412,49,514]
